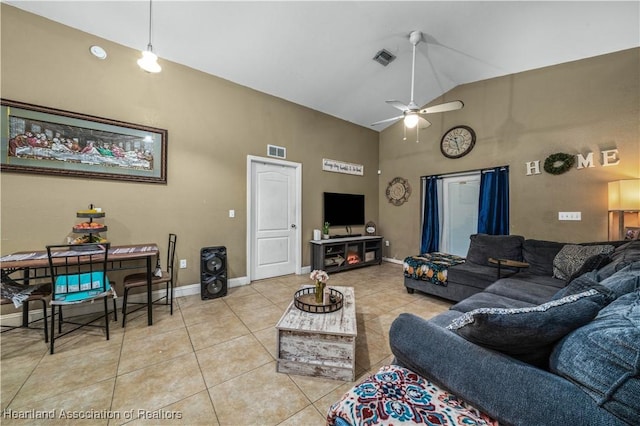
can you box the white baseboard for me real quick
[383,257,404,265]
[0,276,251,327]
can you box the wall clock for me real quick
[386,177,411,206]
[440,125,476,159]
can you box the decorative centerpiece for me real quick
[310,269,329,303]
[293,269,343,313]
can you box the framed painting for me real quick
[1,99,167,184]
[624,226,640,240]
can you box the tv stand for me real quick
[310,235,383,273]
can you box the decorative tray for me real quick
[76,211,106,218]
[73,225,107,233]
[294,287,343,314]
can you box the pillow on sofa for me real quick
[447,287,613,366]
[596,240,640,281]
[553,244,614,281]
[549,290,640,425]
[599,263,640,297]
[566,253,612,282]
[465,234,524,266]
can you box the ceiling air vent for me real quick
[373,49,396,66]
[267,144,286,159]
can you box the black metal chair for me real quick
[121,234,177,327]
[46,242,116,354]
[1,270,50,342]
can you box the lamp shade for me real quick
[137,50,161,73]
[608,179,640,211]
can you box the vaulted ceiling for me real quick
[6,1,639,130]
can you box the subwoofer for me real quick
[201,246,227,300]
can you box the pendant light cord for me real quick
[147,0,153,51]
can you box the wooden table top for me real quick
[0,243,158,269]
[488,257,530,268]
[276,285,356,337]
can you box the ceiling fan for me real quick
[372,30,464,138]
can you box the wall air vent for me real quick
[373,49,396,66]
[267,144,286,159]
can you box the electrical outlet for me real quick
[179,259,187,269]
[385,240,390,247]
[558,212,582,221]
[229,209,235,218]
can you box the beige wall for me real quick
[378,48,640,260]
[0,5,379,289]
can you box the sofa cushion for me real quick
[549,290,640,425]
[553,244,615,281]
[465,234,524,266]
[599,263,640,297]
[485,277,562,305]
[596,240,640,281]
[447,288,615,366]
[522,239,566,276]
[447,262,499,290]
[450,291,535,313]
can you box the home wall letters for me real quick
[525,149,620,176]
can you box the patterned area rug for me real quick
[327,365,498,425]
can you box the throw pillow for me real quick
[447,288,613,366]
[549,291,640,425]
[553,244,614,281]
[566,253,612,283]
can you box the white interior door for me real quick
[439,174,480,256]
[249,158,300,280]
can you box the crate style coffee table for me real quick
[275,285,356,381]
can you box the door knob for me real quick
[291,224,297,229]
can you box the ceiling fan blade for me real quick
[419,118,432,129]
[419,100,464,115]
[371,115,404,126]
[386,100,410,112]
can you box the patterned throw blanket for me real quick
[327,364,498,425]
[403,252,465,287]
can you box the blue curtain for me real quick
[420,176,440,253]
[478,167,509,235]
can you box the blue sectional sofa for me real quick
[390,238,640,425]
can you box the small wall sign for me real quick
[322,158,364,176]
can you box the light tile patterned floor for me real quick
[0,262,451,425]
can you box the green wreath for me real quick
[544,153,575,175]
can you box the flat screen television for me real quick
[323,192,365,227]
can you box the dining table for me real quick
[0,243,159,326]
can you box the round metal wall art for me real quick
[386,177,411,206]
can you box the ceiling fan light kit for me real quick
[372,30,464,142]
[404,113,419,128]
[138,0,161,73]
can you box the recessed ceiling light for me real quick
[89,45,107,60]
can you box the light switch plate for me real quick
[179,259,187,269]
[229,209,235,218]
[558,212,581,221]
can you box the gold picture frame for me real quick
[1,99,167,184]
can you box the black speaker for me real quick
[201,246,227,300]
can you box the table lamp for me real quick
[608,179,640,240]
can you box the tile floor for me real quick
[1,262,451,425]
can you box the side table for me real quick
[488,257,530,279]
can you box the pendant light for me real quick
[137,0,161,73]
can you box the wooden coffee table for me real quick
[275,285,357,381]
